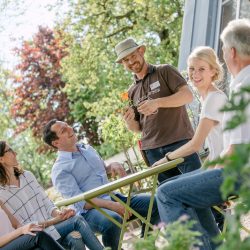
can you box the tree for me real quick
[60,0,184,157]
[0,66,15,138]
[11,26,71,142]
[14,129,56,188]
[0,64,53,187]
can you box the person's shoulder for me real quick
[52,156,68,171]
[22,170,35,180]
[208,90,228,101]
[236,75,250,89]
[204,90,228,111]
[154,64,179,72]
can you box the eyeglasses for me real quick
[4,148,14,154]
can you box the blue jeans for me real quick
[55,215,103,250]
[0,231,64,250]
[144,139,201,182]
[156,169,225,250]
[82,193,160,250]
[61,231,86,250]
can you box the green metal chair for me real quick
[56,158,183,250]
[213,196,250,235]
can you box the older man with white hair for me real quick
[156,18,250,250]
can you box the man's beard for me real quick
[129,60,145,73]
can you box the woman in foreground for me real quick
[0,140,103,250]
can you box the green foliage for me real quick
[11,26,71,141]
[13,130,56,188]
[0,64,56,188]
[217,86,250,249]
[216,143,250,250]
[100,113,139,152]
[59,0,184,157]
[132,219,201,250]
[0,67,15,138]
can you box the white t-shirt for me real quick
[200,90,228,160]
[0,207,14,237]
[221,65,250,156]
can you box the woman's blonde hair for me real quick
[188,46,224,83]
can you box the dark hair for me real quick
[43,119,59,148]
[0,141,23,186]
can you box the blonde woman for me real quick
[154,46,227,166]
[154,46,228,234]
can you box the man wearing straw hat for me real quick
[115,38,201,182]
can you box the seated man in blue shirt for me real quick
[43,120,160,250]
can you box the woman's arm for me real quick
[169,118,217,159]
[153,118,217,166]
[0,202,45,247]
[38,216,64,228]
[0,223,42,247]
[0,202,43,247]
[0,226,24,247]
[0,202,20,229]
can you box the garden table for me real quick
[56,158,183,249]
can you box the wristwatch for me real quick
[165,152,172,161]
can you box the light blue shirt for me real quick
[52,144,110,214]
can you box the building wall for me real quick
[178,0,250,72]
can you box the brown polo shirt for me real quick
[128,64,194,150]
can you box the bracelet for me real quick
[165,152,172,161]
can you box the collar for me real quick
[134,64,155,83]
[230,65,250,92]
[57,144,84,160]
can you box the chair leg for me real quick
[213,205,250,235]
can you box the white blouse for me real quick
[200,90,228,160]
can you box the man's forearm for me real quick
[157,86,193,108]
[51,208,61,218]
[126,120,141,132]
[84,198,116,210]
[39,217,63,228]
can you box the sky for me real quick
[0,0,68,68]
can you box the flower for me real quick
[115,91,133,114]
[120,91,129,101]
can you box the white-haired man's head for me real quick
[220,18,250,57]
[220,19,250,76]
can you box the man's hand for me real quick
[59,208,75,220]
[106,162,127,178]
[84,198,132,219]
[123,106,135,124]
[111,202,132,218]
[53,208,75,220]
[137,99,159,116]
[122,106,141,132]
[152,157,168,167]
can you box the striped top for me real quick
[0,171,60,240]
